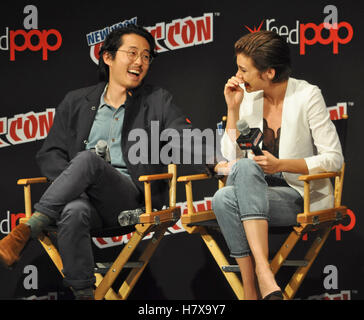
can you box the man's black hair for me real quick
[98,24,157,81]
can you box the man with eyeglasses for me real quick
[0,25,213,299]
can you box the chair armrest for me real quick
[298,169,343,215]
[17,177,49,185]
[139,173,173,182]
[17,177,49,219]
[298,171,340,182]
[177,174,214,215]
[177,174,210,182]
[139,168,177,213]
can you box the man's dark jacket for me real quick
[36,82,212,209]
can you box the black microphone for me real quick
[236,119,264,156]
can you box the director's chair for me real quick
[177,116,348,300]
[17,164,180,300]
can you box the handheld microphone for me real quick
[236,119,264,156]
[95,140,111,163]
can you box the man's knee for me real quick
[72,150,100,165]
[68,150,106,181]
[58,199,93,228]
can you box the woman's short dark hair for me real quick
[98,24,157,81]
[234,31,291,83]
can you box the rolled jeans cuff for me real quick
[33,203,59,221]
[240,215,269,222]
[230,251,251,259]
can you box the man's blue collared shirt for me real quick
[86,85,129,175]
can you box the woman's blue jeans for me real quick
[212,158,303,258]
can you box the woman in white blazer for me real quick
[212,31,343,300]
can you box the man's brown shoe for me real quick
[0,223,31,268]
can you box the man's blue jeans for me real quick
[212,158,303,258]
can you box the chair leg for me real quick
[199,227,245,300]
[118,221,171,299]
[38,235,120,299]
[38,235,64,277]
[94,224,154,300]
[94,273,120,300]
[270,228,302,275]
[283,224,333,300]
[37,221,174,300]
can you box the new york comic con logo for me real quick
[246,5,353,55]
[0,5,62,61]
[86,13,214,64]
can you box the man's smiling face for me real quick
[103,33,151,90]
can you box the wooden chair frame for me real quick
[17,164,180,300]
[178,129,347,300]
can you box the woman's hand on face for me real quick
[224,76,245,111]
[253,151,281,174]
[214,159,238,176]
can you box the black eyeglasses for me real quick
[117,48,153,65]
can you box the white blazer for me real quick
[221,78,344,211]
